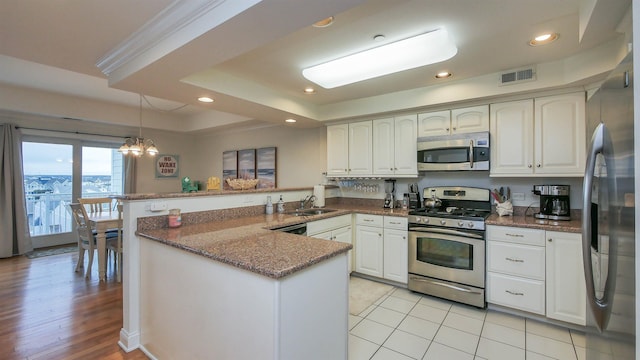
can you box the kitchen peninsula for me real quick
[117,188,352,360]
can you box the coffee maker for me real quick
[384,179,396,208]
[532,185,571,221]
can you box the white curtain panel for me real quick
[0,124,33,257]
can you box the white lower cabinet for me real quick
[308,215,353,273]
[545,231,586,325]
[486,226,546,315]
[355,214,408,284]
[486,225,586,325]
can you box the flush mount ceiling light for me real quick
[435,71,452,78]
[198,96,214,103]
[304,87,316,94]
[118,94,158,157]
[285,118,297,123]
[529,32,558,46]
[302,28,457,89]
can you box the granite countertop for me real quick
[486,213,582,233]
[136,205,407,280]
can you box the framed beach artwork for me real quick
[256,147,277,189]
[237,149,256,179]
[222,150,238,190]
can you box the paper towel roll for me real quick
[313,185,325,207]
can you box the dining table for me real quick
[86,211,121,281]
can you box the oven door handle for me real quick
[409,226,484,240]
[410,276,483,295]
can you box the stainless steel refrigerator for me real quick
[583,52,635,359]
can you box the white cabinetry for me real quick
[487,225,586,325]
[372,115,418,176]
[545,231,586,325]
[490,92,586,176]
[486,226,546,315]
[418,105,489,137]
[355,214,408,284]
[308,214,353,273]
[382,217,408,283]
[326,121,372,177]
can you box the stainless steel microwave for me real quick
[417,131,490,171]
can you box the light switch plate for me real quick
[150,202,168,212]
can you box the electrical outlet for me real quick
[512,192,525,201]
[150,202,168,211]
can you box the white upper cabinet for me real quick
[348,121,373,175]
[418,105,489,137]
[373,115,417,176]
[326,124,349,176]
[490,92,586,177]
[451,105,490,134]
[534,93,586,175]
[326,121,373,177]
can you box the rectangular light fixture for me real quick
[302,28,457,89]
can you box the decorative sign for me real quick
[156,154,179,178]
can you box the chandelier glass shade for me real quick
[119,94,158,157]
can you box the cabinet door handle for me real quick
[505,290,524,296]
[363,219,373,222]
[548,238,553,242]
[528,164,533,168]
[537,164,541,168]
[378,233,382,237]
[505,257,524,263]
[505,233,524,238]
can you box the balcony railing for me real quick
[25,192,118,237]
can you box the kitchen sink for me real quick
[301,208,337,215]
[284,208,338,216]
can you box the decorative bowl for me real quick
[226,178,259,190]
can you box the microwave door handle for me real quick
[582,123,608,331]
[469,140,474,168]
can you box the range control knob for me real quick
[424,218,429,224]
[440,220,446,225]
[458,221,465,227]
[468,222,475,228]
[413,217,421,223]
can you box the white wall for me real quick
[191,124,327,188]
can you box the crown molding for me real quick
[96,0,261,85]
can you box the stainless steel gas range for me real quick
[408,186,491,308]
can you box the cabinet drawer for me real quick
[307,214,352,235]
[355,214,383,227]
[487,241,545,280]
[487,272,545,315]
[486,225,545,246]
[383,216,407,230]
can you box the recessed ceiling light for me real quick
[435,71,452,78]
[313,16,334,28]
[304,87,316,94]
[373,34,386,42]
[529,32,558,46]
[198,97,214,103]
[302,28,457,88]
[285,118,297,123]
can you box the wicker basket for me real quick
[226,178,259,190]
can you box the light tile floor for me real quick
[349,286,586,360]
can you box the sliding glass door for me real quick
[22,138,123,248]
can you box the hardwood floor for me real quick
[0,249,148,359]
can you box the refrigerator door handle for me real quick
[582,123,608,331]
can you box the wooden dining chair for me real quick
[68,203,98,277]
[78,197,113,215]
[106,203,124,282]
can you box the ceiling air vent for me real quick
[499,66,536,86]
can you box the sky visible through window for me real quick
[22,142,113,175]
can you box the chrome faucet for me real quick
[300,195,316,210]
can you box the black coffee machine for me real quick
[532,185,571,221]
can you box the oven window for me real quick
[419,148,469,163]
[417,237,473,270]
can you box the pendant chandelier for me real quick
[118,94,158,157]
